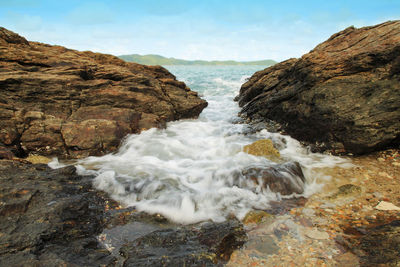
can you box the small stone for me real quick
[377,158,385,162]
[375,201,400,211]
[372,192,383,199]
[305,228,329,240]
[243,139,280,160]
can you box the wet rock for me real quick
[243,139,280,161]
[0,27,207,159]
[119,219,247,266]
[350,220,400,266]
[236,21,400,155]
[242,210,273,224]
[0,160,247,266]
[242,161,306,195]
[330,184,362,199]
[0,160,116,266]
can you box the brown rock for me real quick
[0,27,207,158]
[237,21,400,155]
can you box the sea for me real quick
[50,66,350,224]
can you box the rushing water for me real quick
[52,66,350,224]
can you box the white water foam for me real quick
[53,66,351,224]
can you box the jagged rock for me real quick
[236,21,400,155]
[242,161,306,195]
[0,27,207,159]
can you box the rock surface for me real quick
[243,139,280,161]
[0,160,246,266]
[242,161,306,195]
[236,21,400,154]
[0,27,207,158]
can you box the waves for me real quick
[63,66,350,224]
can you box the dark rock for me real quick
[119,219,247,267]
[236,21,400,155]
[0,160,116,266]
[242,161,306,195]
[0,27,207,159]
[345,220,400,266]
[0,160,247,266]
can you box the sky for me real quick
[0,0,399,61]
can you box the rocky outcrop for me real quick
[237,21,400,154]
[0,27,207,158]
[0,160,246,266]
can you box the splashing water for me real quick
[59,66,350,224]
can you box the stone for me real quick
[119,219,247,266]
[375,201,400,211]
[242,210,272,224]
[330,184,362,199]
[25,154,51,164]
[242,161,306,195]
[0,27,207,159]
[243,139,280,161]
[236,21,400,155]
[304,228,330,240]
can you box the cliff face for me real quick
[0,27,207,158]
[237,21,400,154]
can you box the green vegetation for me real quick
[118,54,277,66]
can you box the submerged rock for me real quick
[120,219,247,266]
[236,21,400,155]
[242,161,306,195]
[0,27,207,159]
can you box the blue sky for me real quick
[1,0,399,61]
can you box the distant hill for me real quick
[118,54,277,66]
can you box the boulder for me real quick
[236,21,400,154]
[242,161,306,195]
[0,27,207,158]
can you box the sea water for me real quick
[56,66,350,224]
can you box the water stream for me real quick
[51,66,350,224]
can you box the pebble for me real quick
[392,162,400,167]
[375,201,400,211]
[304,228,329,240]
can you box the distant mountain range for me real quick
[118,54,277,66]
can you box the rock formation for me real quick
[236,21,400,154]
[0,27,207,158]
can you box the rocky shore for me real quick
[0,160,246,266]
[236,20,400,155]
[1,21,400,267]
[0,27,207,159]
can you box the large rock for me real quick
[0,27,207,158]
[236,21,400,154]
